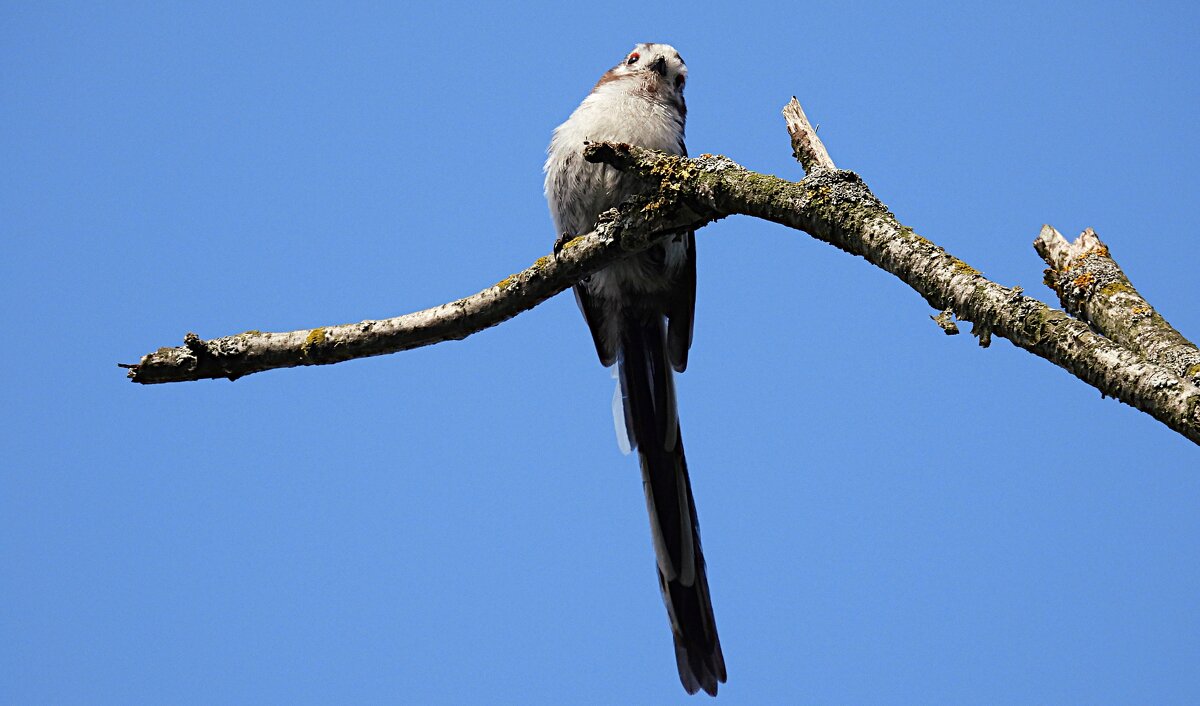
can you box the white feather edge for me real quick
[611,366,633,455]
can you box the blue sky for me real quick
[3,2,1198,703]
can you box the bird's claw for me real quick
[553,232,574,257]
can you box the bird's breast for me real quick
[544,86,688,304]
[545,88,684,234]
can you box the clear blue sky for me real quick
[4,2,1198,703]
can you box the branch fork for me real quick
[122,98,1200,445]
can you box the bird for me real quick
[544,43,726,696]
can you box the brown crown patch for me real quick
[592,68,632,91]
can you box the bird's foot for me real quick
[553,231,574,257]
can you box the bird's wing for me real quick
[666,230,696,372]
[573,283,617,367]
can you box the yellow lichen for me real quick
[646,155,697,206]
[949,258,980,276]
[1073,272,1095,290]
[495,274,519,290]
[301,327,326,358]
[641,198,667,213]
[897,226,932,246]
[1070,245,1110,267]
[533,256,553,271]
[1098,280,1134,297]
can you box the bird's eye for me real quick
[627,52,640,65]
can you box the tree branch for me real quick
[782,97,836,173]
[123,195,717,384]
[122,98,1200,445]
[1035,225,1200,385]
[584,139,1200,444]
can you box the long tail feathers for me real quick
[618,314,726,696]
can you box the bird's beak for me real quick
[648,56,667,76]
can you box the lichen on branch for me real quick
[122,99,1200,447]
[1035,225,1200,386]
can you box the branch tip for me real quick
[1034,224,1200,385]
[781,97,836,173]
[122,97,1200,444]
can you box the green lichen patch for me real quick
[1098,280,1135,297]
[1186,394,1200,423]
[639,154,709,215]
[949,257,980,276]
[648,154,698,185]
[897,226,933,247]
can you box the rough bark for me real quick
[122,99,1200,446]
[1035,225,1200,385]
[584,143,1200,444]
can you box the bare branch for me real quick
[122,98,1200,445]
[782,97,836,173]
[586,136,1199,445]
[124,194,717,384]
[1035,225,1200,385]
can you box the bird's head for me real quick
[595,43,687,104]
